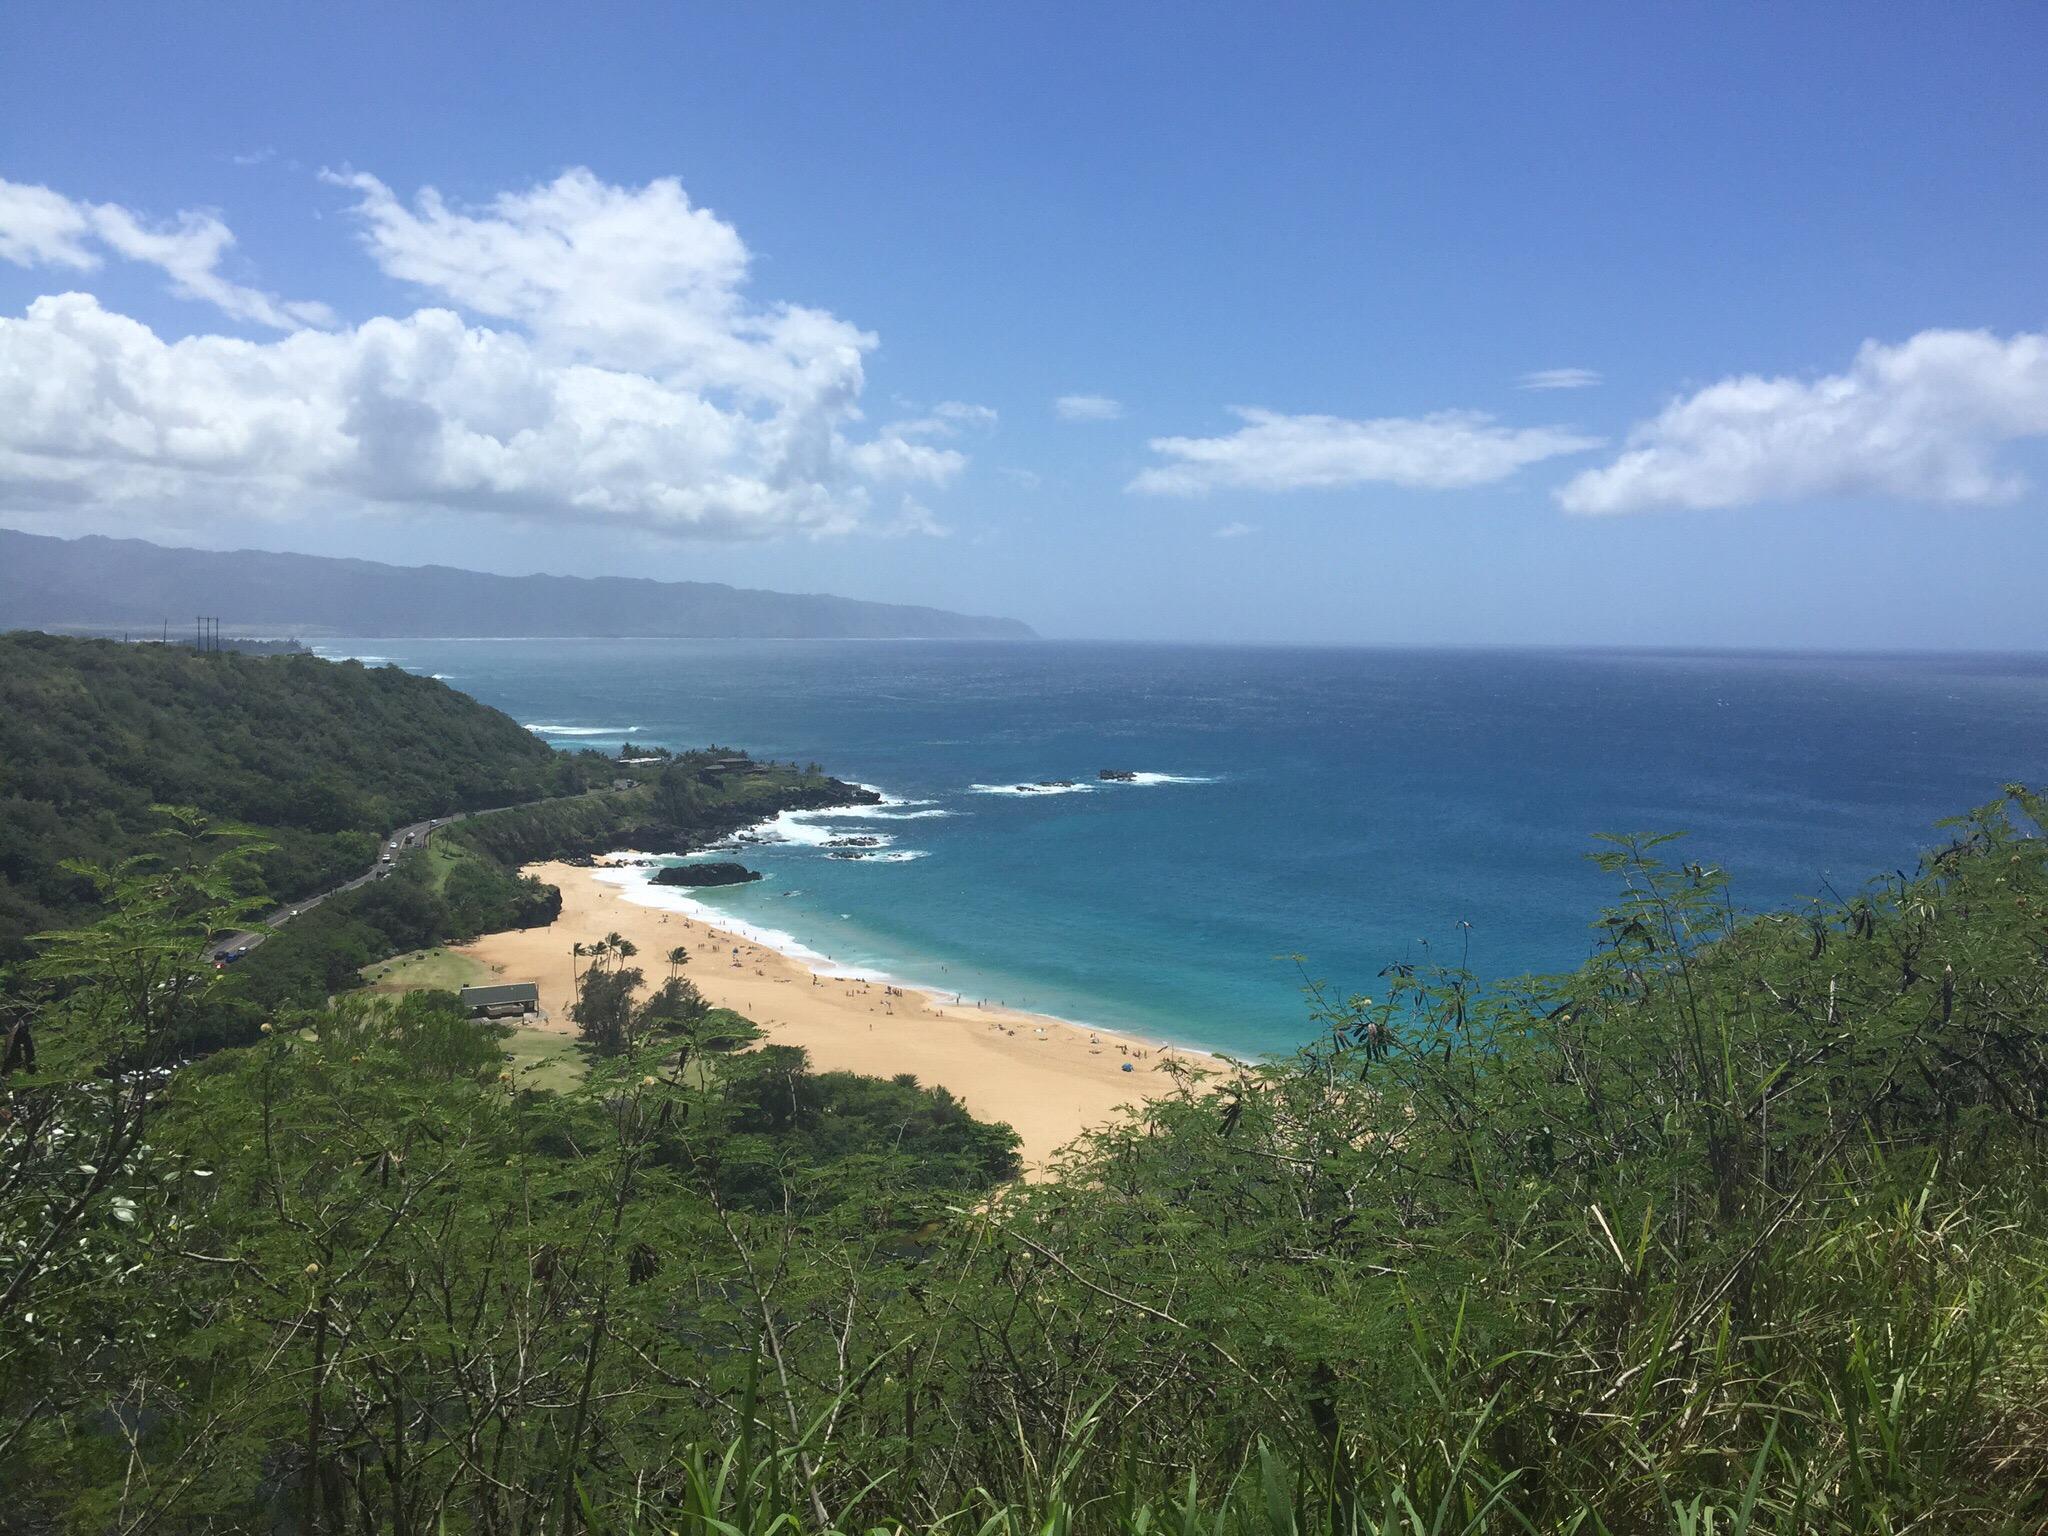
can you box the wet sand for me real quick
[458,859,1219,1168]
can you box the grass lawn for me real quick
[360,945,489,993]
[500,1023,591,1092]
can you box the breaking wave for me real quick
[970,781,1096,797]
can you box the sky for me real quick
[2,4,2045,647]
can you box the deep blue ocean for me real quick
[319,640,2048,1058]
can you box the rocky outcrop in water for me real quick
[651,862,763,888]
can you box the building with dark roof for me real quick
[459,982,539,1019]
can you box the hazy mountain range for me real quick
[0,529,1035,641]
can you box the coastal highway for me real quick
[203,797,557,963]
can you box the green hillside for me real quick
[0,632,602,960]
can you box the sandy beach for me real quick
[457,859,1218,1168]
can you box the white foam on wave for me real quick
[763,798,955,845]
[970,781,1095,797]
[819,804,956,821]
[971,772,1217,793]
[827,848,928,863]
[524,723,641,737]
[591,863,887,980]
[756,812,842,848]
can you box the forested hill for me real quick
[0,527,1036,639]
[0,633,598,960]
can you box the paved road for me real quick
[204,799,549,963]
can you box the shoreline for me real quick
[587,850,1193,1046]
[458,857,1223,1169]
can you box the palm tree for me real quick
[666,944,688,983]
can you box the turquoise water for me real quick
[319,640,2048,1058]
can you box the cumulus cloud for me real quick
[0,170,971,538]
[1055,393,1123,421]
[1130,407,1601,496]
[0,177,333,329]
[844,398,996,485]
[1557,328,2048,515]
[845,431,968,486]
[1519,367,1601,390]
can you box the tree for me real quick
[571,939,643,1055]
[2,811,269,1507]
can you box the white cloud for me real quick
[0,170,971,539]
[999,467,1042,490]
[1212,520,1257,538]
[0,294,862,535]
[0,176,332,329]
[845,431,967,485]
[328,169,865,402]
[1557,328,2048,515]
[1130,407,1601,496]
[0,181,97,268]
[879,497,950,538]
[1055,393,1123,422]
[846,398,995,485]
[933,400,997,429]
[1519,367,1601,391]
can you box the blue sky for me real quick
[2,4,2045,645]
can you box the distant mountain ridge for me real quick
[0,528,1036,640]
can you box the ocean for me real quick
[318,640,2048,1059]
